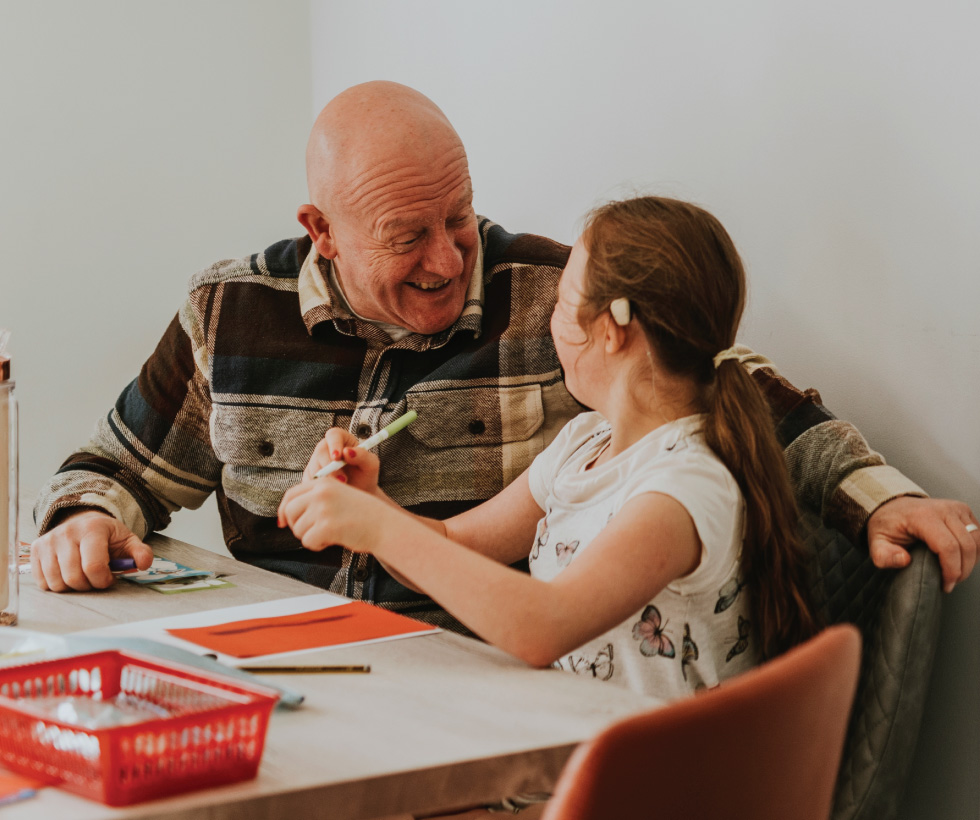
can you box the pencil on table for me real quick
[239,664,371,674]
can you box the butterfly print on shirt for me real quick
[714,576,745,614]
[566,643,615,681]
[681,623,699,681]
[530,529,548,562]
[632,605,676,659]
[555,540,580,568]
[726,615,751,662]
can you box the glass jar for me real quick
[1,376,18,625]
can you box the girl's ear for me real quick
[603,314,628,354]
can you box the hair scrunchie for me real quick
[713,346,741,369]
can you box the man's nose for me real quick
[421,228,463,278]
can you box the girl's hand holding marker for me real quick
[312,411,417,479]
[278,411,417,540]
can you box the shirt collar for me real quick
[297,236,485,345]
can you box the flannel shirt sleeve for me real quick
[34,293,222,538]
[733,345,927,545]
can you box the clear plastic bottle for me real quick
[1,338,18,626]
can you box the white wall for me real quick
[1,0,975,813]
[310,1,978,817]
[1,0,312,551]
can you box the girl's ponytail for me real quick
[704,355,819,656]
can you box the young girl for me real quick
[278,195,817,699]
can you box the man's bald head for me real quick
[306,81,464,216]
[296,82,479,335]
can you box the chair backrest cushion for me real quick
[542,624,861,820]
[798,510,942,820]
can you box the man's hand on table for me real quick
[30,510,155,592]
[867,496,979,593]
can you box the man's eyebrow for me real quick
[380,191,474,235]
[448,189,475,215]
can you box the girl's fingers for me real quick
[279,483,314,528]
[305,428,360,479]
[325,428,359,457]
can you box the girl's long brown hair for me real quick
[580,196,818,657]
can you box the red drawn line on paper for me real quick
[207,613,353,636]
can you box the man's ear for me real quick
[297,205,338,259]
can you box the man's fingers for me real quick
[957,514,979,583]
[77,530,114,590]
[908,511,964,593]
[35,544,73,592]
[28,512,150,594]
[868,539,911,570]
[945,514,978,591]
[115,535,155,570]
[29,541,53,591]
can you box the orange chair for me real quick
[541,624,862,820]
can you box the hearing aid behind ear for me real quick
[609,297,631,326]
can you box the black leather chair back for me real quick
[798,510,942,820]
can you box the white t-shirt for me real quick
[527,411,759,700]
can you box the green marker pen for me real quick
[313,410,417,479]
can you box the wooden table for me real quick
[3,534,661,820]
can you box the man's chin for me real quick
[405,313,460,335]
[400,291,467,335]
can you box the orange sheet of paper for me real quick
[166,602,436,658]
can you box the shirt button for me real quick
[468,419,486,435]
[258,440,275,457]
[356,424,372,439]
[353,567,369,582]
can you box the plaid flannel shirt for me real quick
[35,217,924,626]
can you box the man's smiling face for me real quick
[298,81,481,336]
[323,142,479,336]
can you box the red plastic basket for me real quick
[0,650,280,805]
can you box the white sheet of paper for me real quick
[75,592,438,666]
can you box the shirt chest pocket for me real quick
[386,383,547,505]
[211,403,336,470]
[404,383,544,449]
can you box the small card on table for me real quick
[116,558,214,585]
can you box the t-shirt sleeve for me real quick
[528,413,596,510]
[623,446,744,594]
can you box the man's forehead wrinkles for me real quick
[339,148,470,218]
[346,166,469,217]
[376,188,474,235]
[349,184,473,239]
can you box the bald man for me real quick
[31,81,978,618]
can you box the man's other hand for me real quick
[867,496,979,593]
[30,510,154,592]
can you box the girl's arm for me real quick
[279,479,700,667]
[378,471,544,588]
[293,427,543,567]
[441,470,545,565]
